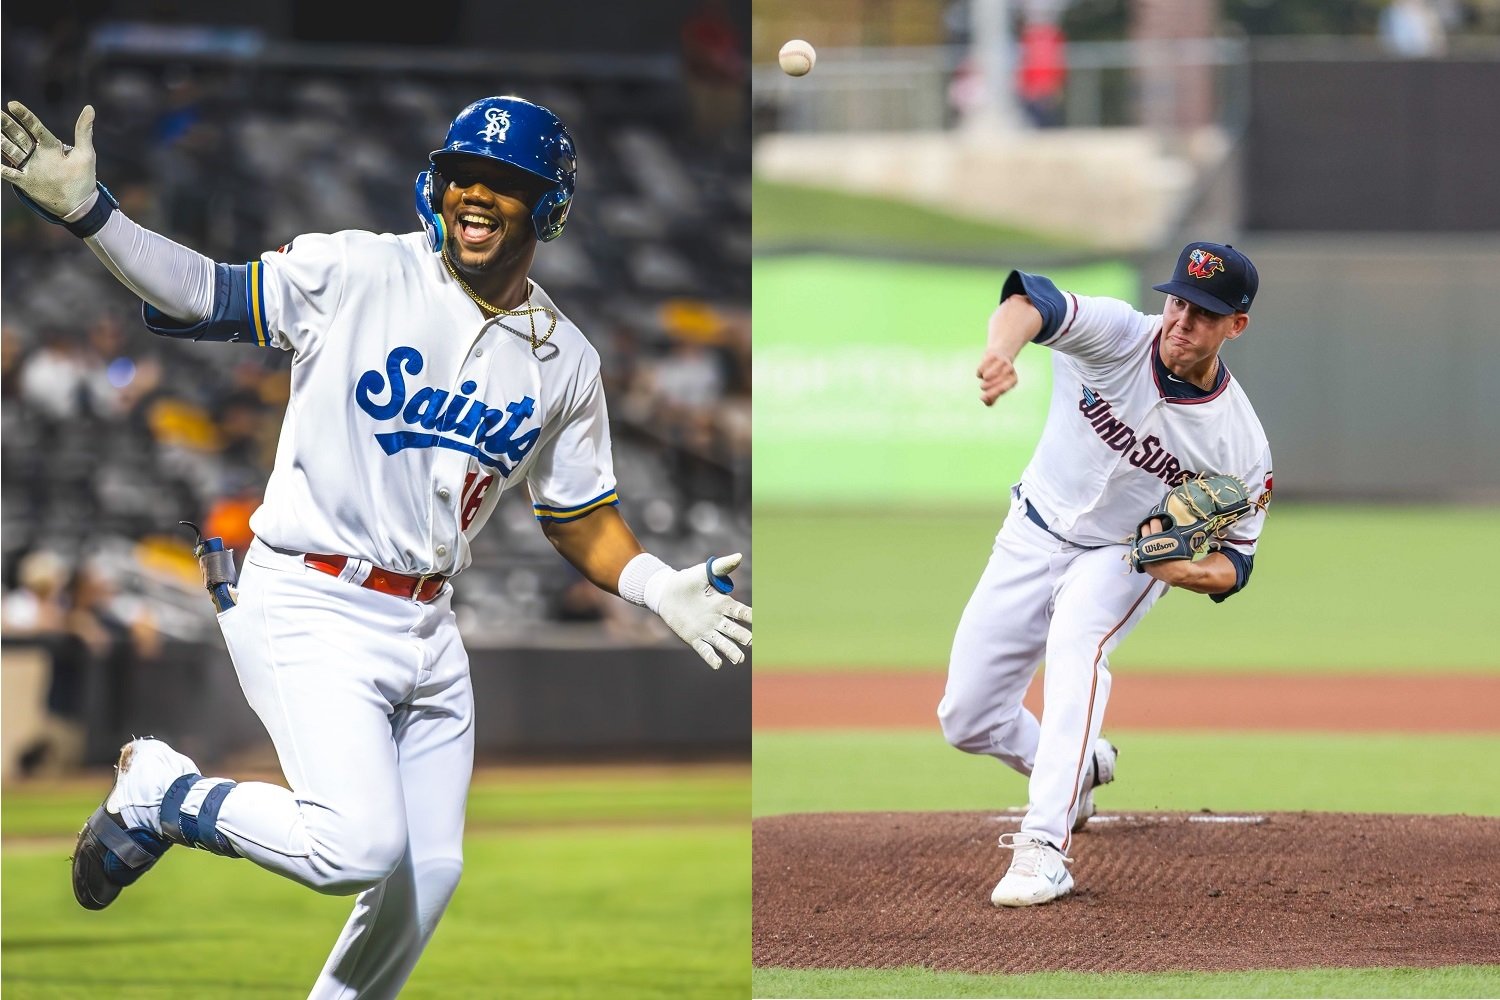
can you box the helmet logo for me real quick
[480,107,512,144]
[1186,248,1225,279]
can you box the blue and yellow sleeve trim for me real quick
[141,261,273,346]
[534,489,620,523]
[245,260,269,347]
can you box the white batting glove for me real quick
[620,552,752,669]
[1,101,102,219]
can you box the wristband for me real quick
[618,552,670,610]
[14,182,118,237]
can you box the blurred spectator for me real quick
[680,0,749,146]
[2,548,71,636]
[1380,0,1449,56]
[553,568,672,645]
[65,557,163,669]
[16,558,163,776]
[947,56,985,127]
[201,473,264,569]
[18,328,95,421]
[215,382,274,470]
[1016,16,1067,128]
[1,322,27,398]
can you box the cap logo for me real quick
[480,107,512,144]
[1186,248,1225,280]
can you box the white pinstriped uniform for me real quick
[940,277,1271,855]
[202,228,622,998]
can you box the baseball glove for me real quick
[1129,473,1255,571]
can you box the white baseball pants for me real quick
[210,538,475,1000]
[939,489,1164,853]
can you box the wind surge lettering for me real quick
[1078,386,1197,486]
[355,346,538,476]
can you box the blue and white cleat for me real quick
[71,738,200,910]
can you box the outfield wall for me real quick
[2,637,750,774]
[756,245,1500,508]
[1138,234,1500,501]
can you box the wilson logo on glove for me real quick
[1129,472,1255,572]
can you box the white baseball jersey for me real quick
[235,230,618,576]
[941,269,1275,861]
[1014,274,1272,560]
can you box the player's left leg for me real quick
[1026,547,1165,854]
[308,597,475,1000]
[992,547,1165,907]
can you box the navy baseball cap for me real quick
[1152,242,1258,315]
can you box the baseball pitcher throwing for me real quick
[941,243,1272,907]
[2,94,751,996]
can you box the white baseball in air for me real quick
[779,39,816,77]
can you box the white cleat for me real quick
[73,737,201,910]
[991,832,1074,907]
[1071,737,1118,833]
[105,738,201,825]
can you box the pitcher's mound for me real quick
[753,811,1500,973]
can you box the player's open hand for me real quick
[646,553,752,669]
[977,349,1019,406]
[1,101,100,219]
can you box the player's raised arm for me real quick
[539,507,751,670]
[977,294,1044,406]
[2,100,216,327]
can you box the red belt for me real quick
[304,554,448,603]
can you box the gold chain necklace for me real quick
[440,251,558,359]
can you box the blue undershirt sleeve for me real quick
[1209,547,1254,603]
[1000,270,1069,344]
[142,263,269,345]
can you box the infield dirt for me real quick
[753,810,1500,973]
[753,671,1500,973]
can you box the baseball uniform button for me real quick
[474,348,483,356]
[438,488,451,501]
[436,545,448,557]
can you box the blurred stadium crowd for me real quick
[1,14,752,744]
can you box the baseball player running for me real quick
[940,243,1272,907]
[2,94,751,996]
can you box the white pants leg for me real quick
[207,540,473,998]
[1022,545,1162,853]
[308,619,474,1000]
[942,496,1165,850]
[939,497,1060,773]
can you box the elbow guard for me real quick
[143,262,272,346]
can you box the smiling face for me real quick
[1158,294,1248,373]
[436,155,551,274]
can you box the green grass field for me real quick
[752,178,1090,259]
[752,731,1500,818]
[753,505,1500,672]
[751,505,1500,997]
[753,965,1500,999]
[2,766,749,999]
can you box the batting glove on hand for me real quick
[644,553,752,670]
[1,101,102,219]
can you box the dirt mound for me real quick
[753,811,1500,974]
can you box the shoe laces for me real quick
[998,832,1073,873]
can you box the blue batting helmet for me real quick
[414,96,576,250]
